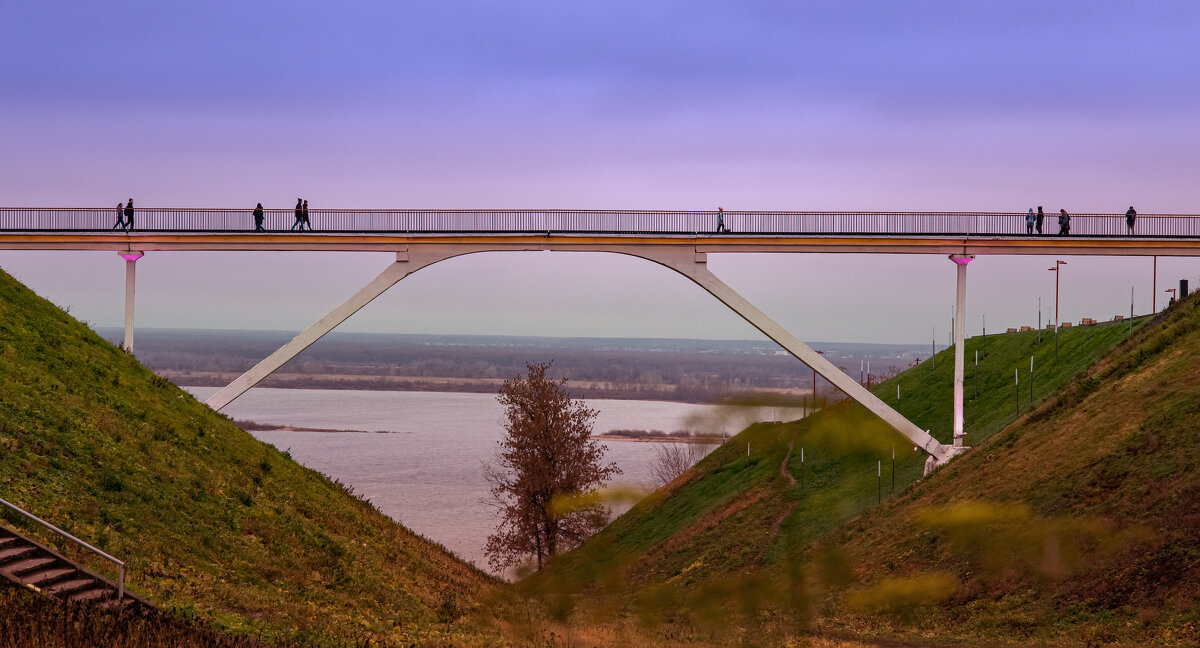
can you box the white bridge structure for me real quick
[5,207,1200,472]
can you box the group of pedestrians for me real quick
[290,198,312,231]
[112,198,311,232]
[256,199,313,231]
[1024,205,1138,236]
[111,199,135,231]
[108,201,1144,236]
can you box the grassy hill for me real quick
[0,267,498,647]
[822,291,1200,645]
[530,306,1166,644]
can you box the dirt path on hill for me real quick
[780,441,797,486]
[753,442,800,566]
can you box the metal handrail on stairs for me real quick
[0,497,125,600]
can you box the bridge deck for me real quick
[3,208,1200,255]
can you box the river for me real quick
[185,387,790,573]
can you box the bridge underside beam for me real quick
[6,233,1200,257]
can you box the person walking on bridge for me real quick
[1025,208,1036,235]
[253,203,265,231]
[1126,206,1137,235]
[716,206,727,233]
[1036,206,1045,235]
[290,198,304,231]
[1058,208,1071,236]
[301,199,311,230]
[123,199,135,231]
[112,201,127,231]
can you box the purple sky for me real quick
[2,1,1199,343]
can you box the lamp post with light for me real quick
[1049,260,1066,362]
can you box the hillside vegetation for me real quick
[0,267,497,647]
[532,306,1172,645]
[825,291,1200,645]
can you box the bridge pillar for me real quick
[949,254,974,449]
[119,252,143,352]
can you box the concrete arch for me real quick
[204,244,953,466]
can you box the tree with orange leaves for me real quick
[483,362,620,572]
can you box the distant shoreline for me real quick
[234,419,711,442]
[174,372,812,405]
[234,420,396,434]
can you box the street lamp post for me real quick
[1049,260,1067,362]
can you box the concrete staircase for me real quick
[0,524,148,610]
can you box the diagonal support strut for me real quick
[644,248,957,468]
[206,249,439,411]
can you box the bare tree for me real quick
[483,362,621,572]
[648,440,714,488]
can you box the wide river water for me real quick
[186,387,789,572]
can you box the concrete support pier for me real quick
[949,254,974,448]
[119,252,143,352]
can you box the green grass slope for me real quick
[536,309,1150,610]
[0,267,497,647]
[822,291,1200,646]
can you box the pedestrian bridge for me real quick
[3,207,1200,256]
[4,207,1198,473]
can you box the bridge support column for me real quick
[643,248,957,471]
[119,252,143,352]
[206,249,447,411]
[950,255,974,449]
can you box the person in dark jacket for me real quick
[291,198,303,231]
[1058,209,1070,236]
[253,203,265,231]
[124,199,135,231]
[301,200,311,230]
[1036,206,1045,235]
[1126,206,1137,235]
[112,201,127,230]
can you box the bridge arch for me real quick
[202,244,956,467]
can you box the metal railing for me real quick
[2,207,1200,238]
[1,497,125,600]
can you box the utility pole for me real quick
[812,350,824,409]
[1153,256,1158,312]
[1038,297,1042,343]
[1130,285,1135,335]
[1029,355,1034,404]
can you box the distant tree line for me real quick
[111,329,919,404]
